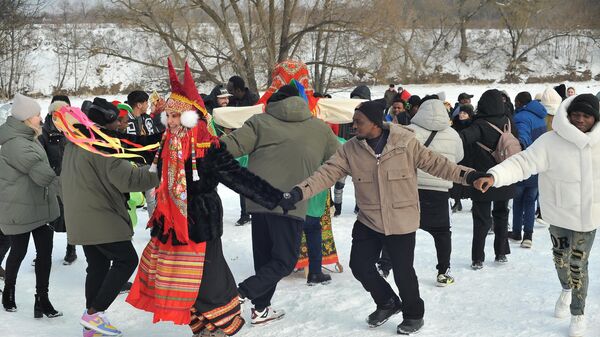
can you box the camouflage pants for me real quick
[549,225,596,315]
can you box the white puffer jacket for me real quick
[489,95,600,232]
[408,99,464,191]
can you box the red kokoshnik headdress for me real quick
[149,58,219,244]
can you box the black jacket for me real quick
[39,114,67,176]
[228,88,259,107]
[460,89,518,202]
[151,143,282,244]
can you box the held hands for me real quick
[279,187,303,214]
[466,171,495,193]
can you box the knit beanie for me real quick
[268,84,299,103]
[11,93,41,121]
[51,95,71,106]
[48,100,68,115]
[567,94,600,121]
[88,97,119,126]
[355,100,385,127]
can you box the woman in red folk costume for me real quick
[126,59,284,337]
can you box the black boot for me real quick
[397,318,424,335]
[63,244,77,265]
[2,286,17,312]
[34,293,62,318]
[307,272,332,286]
[333,203,342,217]
[235,214,251,226]
[366,297,402,327]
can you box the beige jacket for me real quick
[296,124,473,235]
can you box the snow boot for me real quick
[333,203,342,217]
[2,285,16,312]
[569,315,585,337]
[555,289,572,318]
[366,297,402,328]
[307,272,331,286]
[235,214,251,226]
[64,244,77,265]
[397,318,424,335]
[34,293,63,318]
[251,307,285,325]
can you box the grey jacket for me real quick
[0,116,60,235]
[221,96,340,220]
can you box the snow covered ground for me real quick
[1,183,599,337]
[1,83,600,337]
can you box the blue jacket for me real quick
[514,100,547,186]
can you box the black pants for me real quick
[0,229,10,264]
[194,238,238,312]
[83,241,138,312]
[239,196,248,217]
[4,225,53,294]
[238,213,303,311]
[350,222,424,320]
[471,200,510,262]
[419,190,451,274]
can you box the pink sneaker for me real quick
[80,310,122,336]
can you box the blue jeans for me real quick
[303,216,323,274]
[512,185,538,235]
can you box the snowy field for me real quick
[1,83,600,337]
[1,184,600,337]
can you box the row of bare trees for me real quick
[1,0,599,98]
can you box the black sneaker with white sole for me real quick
[119,282,132,294]
[307,272,331,286]
[397,318,424,335]
[366,297,402,328]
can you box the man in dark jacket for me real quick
[510,92,547,248]
[221,85,339,325]
[460,89,519,269]
[62,98,159,336]
[227,76,259,107]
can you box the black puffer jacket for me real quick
[460,89,519,202]
[39,114,66,176]
[151,143,282,244]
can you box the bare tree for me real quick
[456,0,489,62]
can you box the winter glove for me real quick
[466,171,492,186]
[279,187,303,215]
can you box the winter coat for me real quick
[384,89,397,108]
[126,112,160,136]
[460,89,519,202]
[541,87,562,131]
[151,143,283,244]
[450,113,473,200]
[296,123,473,236]
[407,99,464,192]
[228,88,259,107]
[39,114,68,232]
[488,96,600,232]
[0,116,60,235]
[514,100,547,187]
[221,96,340,221]
[61,130,159,246]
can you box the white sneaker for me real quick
[251,307,285,325]
[569,315,586,337]
[555,289,572,318]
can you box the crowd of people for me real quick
[0,57,599,337]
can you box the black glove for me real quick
[279,187,303,214]
[466,171,492,186]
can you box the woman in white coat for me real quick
[407,98,464,286]
[474,94,600,337]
